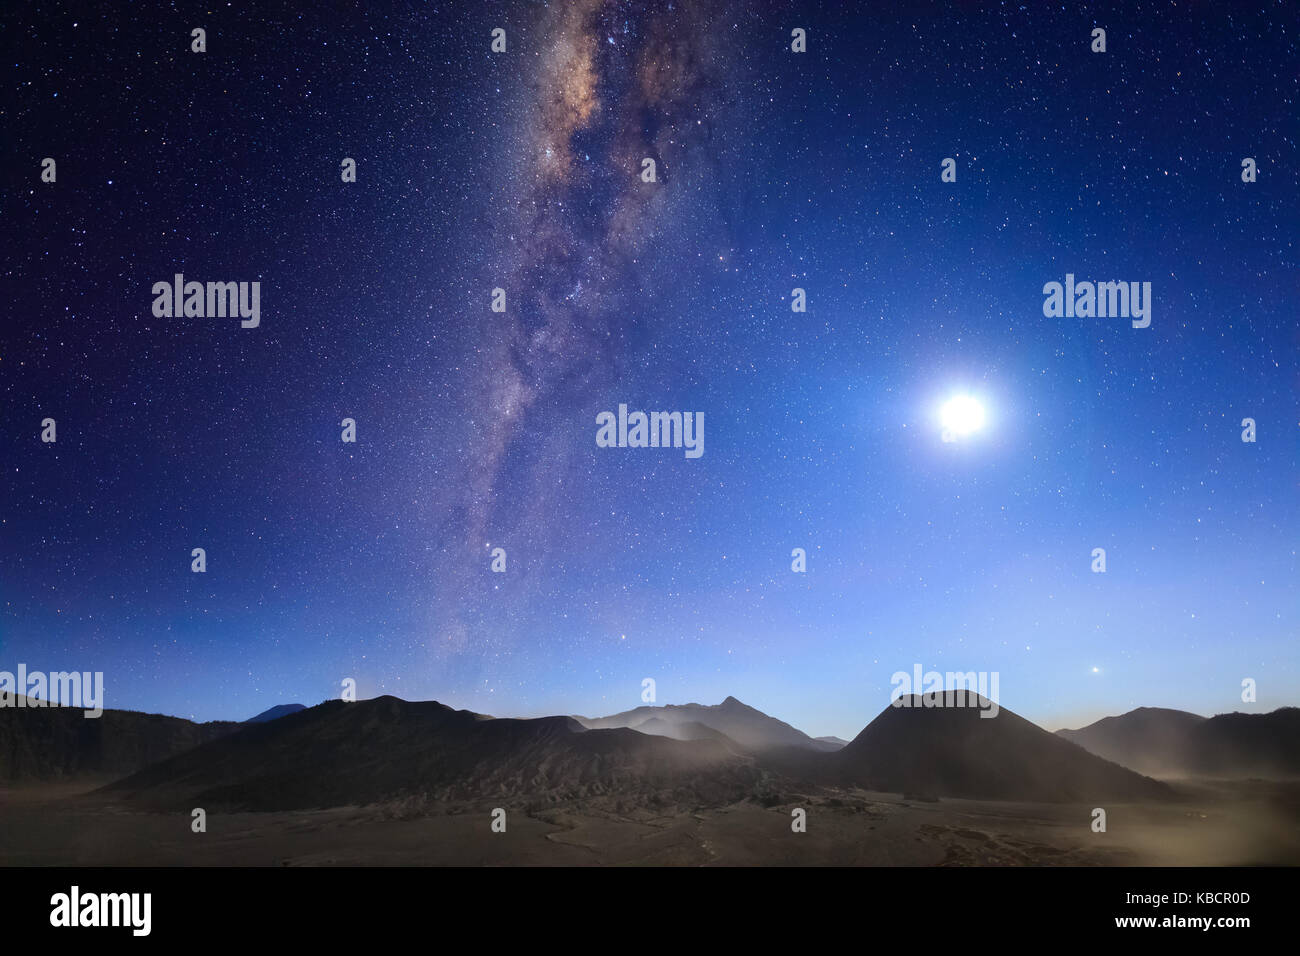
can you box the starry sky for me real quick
[3,1,1297,738]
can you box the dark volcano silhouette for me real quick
[831,693,1173,802]
[103,695,761,811]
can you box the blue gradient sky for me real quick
[3,1,1296,737]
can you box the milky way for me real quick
[442,0,751,648]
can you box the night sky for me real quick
[3,1,1296,738]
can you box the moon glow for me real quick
[940,395,986,439]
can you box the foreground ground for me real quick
[1,778,1296,866]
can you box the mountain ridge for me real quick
[6,692,1288,807]
[575,695,842,752]
[1057,706,1300,778]
[0,694,241,783]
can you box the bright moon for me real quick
[940,395,986,437]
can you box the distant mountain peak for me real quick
[577,695,837,752]
[245,703,307,723]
